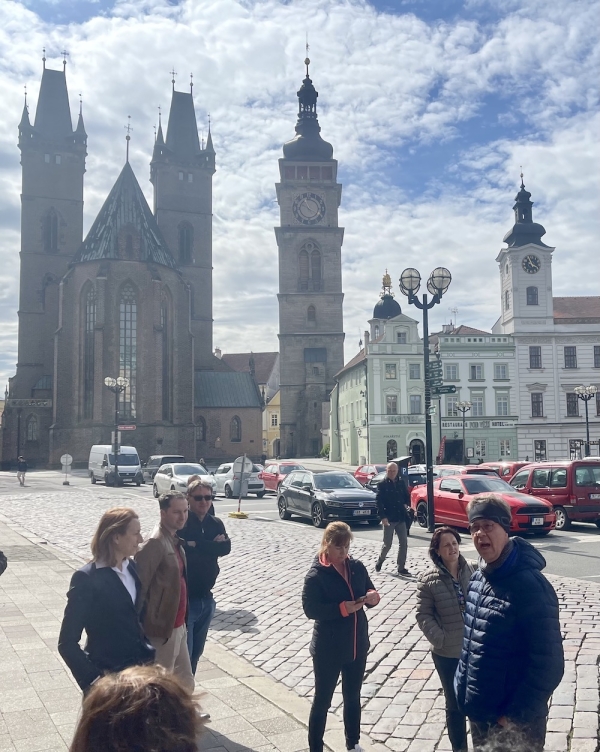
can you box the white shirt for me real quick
[97,559,137,604]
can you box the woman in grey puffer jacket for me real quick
[416,527,474,752]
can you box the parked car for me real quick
[142,454,185,483]
[476,461,530,481]
[432,465,498,478]
[354,464,388,485]
[277,470,379,528]
[153,463,215,498]
[509,459,600,530]
[410,474,555,535]
[213,462,266,498]
[365,467,427,493]
[259,462,306,492]
[89,445,143,486]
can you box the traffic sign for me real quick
[431,385,457,395]
[60,453,73,466]
[118,424,136,430]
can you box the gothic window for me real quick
[311,250,322,290]
[83,286,96,419]
[26,414,38,441]
[307,305,316,323]
[230,415,241,442]
[43,209,59,253]
[299,250,309,290]
[526,286,538,305]
[161,294,172,421]
[196,417,206,442]
[119,283,137,419]
[178,223,193,264]
[298,241,322,291]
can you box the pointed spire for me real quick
[19,86,31,132]
[34,64,74,140]
[156,105,164,144]
[502,176,548,248]
[165,85,201,158]
[205,114,215,153]
[74,92,87,142]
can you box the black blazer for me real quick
[58,560,155,692]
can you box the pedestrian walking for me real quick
[454,495,564,752]
[181,479,231,674]
[16,456,27,486]
[135,491,195,693]
[302,521,380,752]
[69,665,205,752]
[58,508,155,693]
[416,527,474,752]
[375,462,412,576]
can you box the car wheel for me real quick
[311,503,326,528]
[554,507,571,530]
[256,491,266,498]
[278,496,291,520]
[224,484,233,499]
[416,502,428,528]
[90,474,96,484]
[136,480,141,487]
[153,485,159,498]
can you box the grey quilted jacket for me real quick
[416,556,474,658]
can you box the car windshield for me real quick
[314,474,363,490]
[109,454,139,465]
[462,477,514,495]
[279,465,304,474]
[173,464,208,475]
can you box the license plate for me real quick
[353,509,371,516]
[532,517,544,526]
[591,494,600,499]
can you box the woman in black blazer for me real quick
[302,522,380,752]
[58,508,155,692]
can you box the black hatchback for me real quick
[277,470,379,528]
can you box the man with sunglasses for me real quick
[181,479,231,675]
[454,495,563,752]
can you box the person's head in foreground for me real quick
[69,665,204,752]
[467,494,511,564]
[319,521,353,565]
[428,525,462,569]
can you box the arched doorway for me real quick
[410,439,425,465]
[386,439,397,461]
[273,438,280,459]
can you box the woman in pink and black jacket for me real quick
[302,521,380,752]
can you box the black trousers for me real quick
[470,716,547,752]
[432,653,467,752]
[308,653,367,752]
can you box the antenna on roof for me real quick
[124,115,132,162]
[449,306,458,328]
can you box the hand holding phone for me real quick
[355,595,367,604]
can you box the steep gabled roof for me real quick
[221,352,279,384]
[553,296,600,323]
[194,372,263,408]
[335,349,366,380]
[72,162,177,269]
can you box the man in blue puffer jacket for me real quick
[454,495,564,752]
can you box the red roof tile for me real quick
[553,296,600,322]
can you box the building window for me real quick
[385,364,397,380]
[26,415,38,441]
[529,346,542,369]
[496,394,509,416]
[594,346,600,369]
[504,290,510,311]
[271,413,278,427]
[475,439,486,458]
[307,305,316,323]
[409,364,420,380]
[526,286,538,306]
[596,392,600,416]
[311,249,322,290]
[531,392,543,417]
[83,287,96,419]
[471,395,484,417]
[534,439,547,461]
[178,223,193,264]
[445,364,458,381]
[564,346,577,369]
[55,155,61,164]
[396,331,407,344]
[566,393,579,417]
[196,417,206,442]
[161,296,171,421]
[44,153,50,163]
[569,439,583,460]
[187,173,193,183]
[374,325,380,339]
[299,249,309,290]
[178,171,184,180]
[494,363,508,380]
[43,209,59,253]
[386,395,397,415]
[230,415,241,442]
[119,283,137,419]
[469,364,483,380]
[446,396,458,417]
[499,439,511,457]
[410,395,422,414]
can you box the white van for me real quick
[88,445,143,486]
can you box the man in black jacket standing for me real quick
[375,462,412,577]
[181,480,231,674]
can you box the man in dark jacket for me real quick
[181,480,231,674]
[454,495,564,752]
[375,462,412,576]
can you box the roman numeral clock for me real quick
[292,192,326,225]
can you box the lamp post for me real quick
[457,401,472,465]
[103,376,129,486]
[399,267,452,533]
[574,385,598,457]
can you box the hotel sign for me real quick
[442,419,517,429]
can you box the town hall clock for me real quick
[292,192,326,225]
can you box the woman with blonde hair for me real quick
[69,664,204,752]
[302,521,380,752]
[58,508,155,692]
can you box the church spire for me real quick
[33,61,74,141]
[74,93,87,144]
[502,174,549,248]
[165,79,201,159]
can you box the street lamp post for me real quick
[457,401,472,465]
[574,385,598,457]
[103,376,129,487]
[399,267,452,533]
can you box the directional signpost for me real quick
[431,384,457,395]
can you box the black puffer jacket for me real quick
[376,477,410,523]
[454,537,564,723]
[302,556,376,664]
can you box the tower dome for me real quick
[372,271,401,319]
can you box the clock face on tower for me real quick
[292,192,326,225]
[522,254,541,274]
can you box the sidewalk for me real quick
[0,519,356,752]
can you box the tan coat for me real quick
[135,524,187,640]
[416,556,474,658]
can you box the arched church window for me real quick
[307,305,316,323]
[43,209,59,253]
[196,417,206,442]
[161,294,172,421]
[178,223,193,264]
[526,286,538,306]
[311,250,322,291]
[83,286,96,419]
[119,284,137,419]
[26,414,38,442]
[230,415,241,442]
[299,250,309,290]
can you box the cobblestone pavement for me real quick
[1,482,599,751]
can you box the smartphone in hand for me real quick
[355,595,367,604]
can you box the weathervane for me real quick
[42,47,46,69]
[170,68,177,91]
[305,36,310,76]
[125,115,132,162]
[190,72,193,94]
[61,50,69,69]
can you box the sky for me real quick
[0,0,598,388]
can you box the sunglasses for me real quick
[191,495,213,502]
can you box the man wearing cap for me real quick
[454,495,564,752]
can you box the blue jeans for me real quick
[186,595,216,674]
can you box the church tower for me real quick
[150,78,215,369]
[275,58,345,457]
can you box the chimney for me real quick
[214,348,222,359]
[442,324,454,334]
[364,330,370,349]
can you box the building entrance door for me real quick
[409,439,425,465]
[444,439,463,464]
[386,440,397,461]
